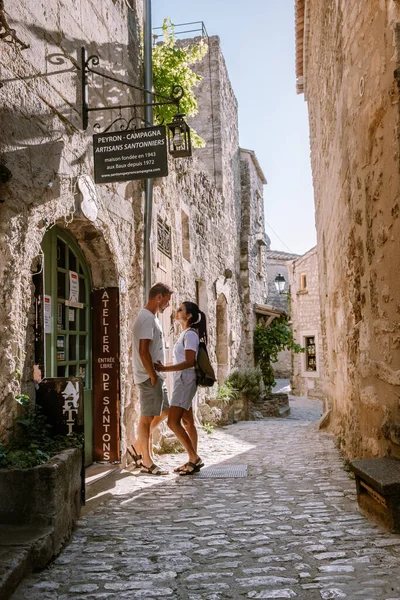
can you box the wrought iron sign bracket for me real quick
[81,47,184,133]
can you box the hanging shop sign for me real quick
[92,288,120,462]
[93,126,168,184]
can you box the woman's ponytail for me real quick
[183,302,208,344]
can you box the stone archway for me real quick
[37,220,122,466]
[216,293,229,383]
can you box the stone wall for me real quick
[298,0,400,458]
[186,36,240,209]
[239,149,269,365]
[288,246,325,399]
[0,448,82,559]
[0,0,144,453]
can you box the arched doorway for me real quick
[42,226,93,466]
[216,294,229,383]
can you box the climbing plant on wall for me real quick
[254,318,304,393]
[152,18,207,147]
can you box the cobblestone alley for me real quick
[12,394,400,600]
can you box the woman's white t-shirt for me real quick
[173,329,199,368]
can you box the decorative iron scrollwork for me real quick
[81,47,184,132]
[157,216,171,258]
[0,2,29,50]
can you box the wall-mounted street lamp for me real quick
[167,113,192,158]
[274,273,287,294]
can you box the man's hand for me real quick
[150,374,158,387]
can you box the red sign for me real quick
[92,288,120,462]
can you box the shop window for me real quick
[305,336,317,371]
[181,210,191,262]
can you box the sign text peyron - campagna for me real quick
[93,288,120,462]
[93,125,168,184]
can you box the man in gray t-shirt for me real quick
[131,282,172,475]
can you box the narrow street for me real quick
[11,390,400,600]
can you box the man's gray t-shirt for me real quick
[132,308,165,384]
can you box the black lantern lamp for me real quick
[167,113,192,158]
[274,273,287,294]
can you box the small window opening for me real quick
[305,336,317,371]
[181,210,191,262]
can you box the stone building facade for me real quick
[287,246,325,399]
[0,2,268,465]
[265,248,299,377]
[296,0,400,458]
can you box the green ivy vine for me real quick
[152,18,207,147]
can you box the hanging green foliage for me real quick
[152,18,207,147]
[254,318,304,393]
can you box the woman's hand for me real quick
[154,361,166,372]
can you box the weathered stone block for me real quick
[251,392,290,418]
[0,448,82,547]
[350,457,400,533]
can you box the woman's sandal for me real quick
[140,463,169,476]
[127,445,143,469]
[179,461,202,476]
[174,457,204,473]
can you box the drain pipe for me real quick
[143,0,153,301]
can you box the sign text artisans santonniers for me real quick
[93,126,168,184]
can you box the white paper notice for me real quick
[44,295,52,333]
[69,271,79,303]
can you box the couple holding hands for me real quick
[131,282,207,476]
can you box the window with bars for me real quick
[157,216,171,258]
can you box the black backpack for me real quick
[184,330,216,387]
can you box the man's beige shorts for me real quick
[137,377,169,416]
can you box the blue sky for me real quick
[152,1,316,256]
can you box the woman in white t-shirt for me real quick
[156,301,207,476]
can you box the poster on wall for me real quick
[44,295,52,333]
[69,271,79,303]
[92,288,120,463]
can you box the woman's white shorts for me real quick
[170,369,197,410]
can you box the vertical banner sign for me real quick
[92,288,120,462]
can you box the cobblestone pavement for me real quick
[12,395,400,600]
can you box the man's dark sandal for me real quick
[127,445,143,468]
[140,463,169,476]
[179,461,201,476]
[174,458,204,473]
[174,462,189,473]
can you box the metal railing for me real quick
[153,21,208,42]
